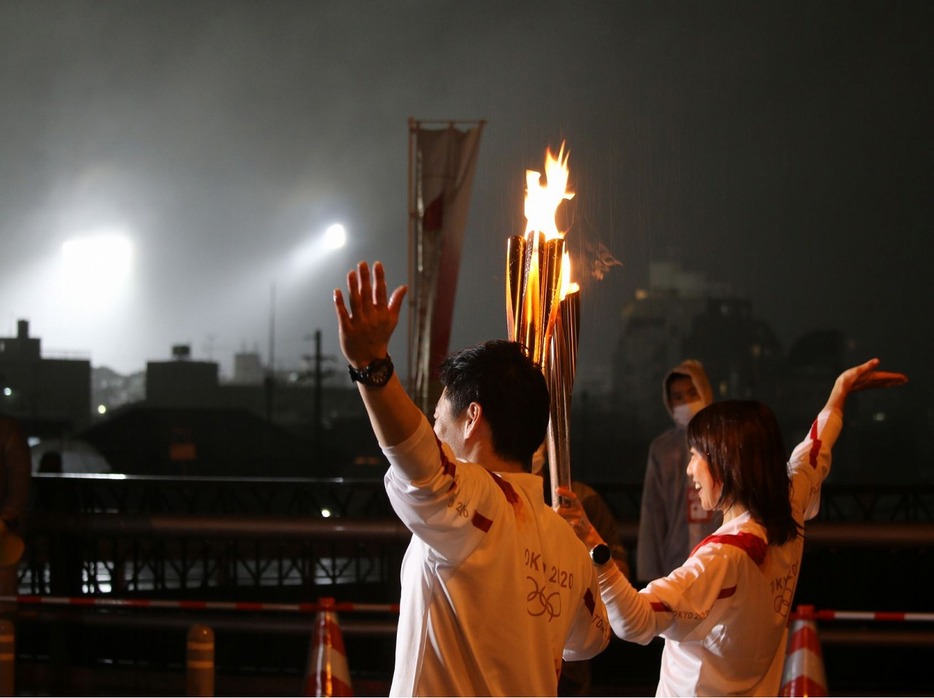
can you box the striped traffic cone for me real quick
[304,597,353,697]
[781,605,828,696]
[186,624,215,697]
[0,619,14,697]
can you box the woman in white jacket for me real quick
[557,358,906,696]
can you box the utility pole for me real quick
[314,329,322,449]
[265,282,276,472]
[304,329,334,459]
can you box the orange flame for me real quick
[524,142,578,299]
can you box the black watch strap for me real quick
[348,355,394,387]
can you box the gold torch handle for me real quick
[546,289,579,506]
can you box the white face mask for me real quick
[672,400,704,428]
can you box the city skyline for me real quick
[1,1,930,399]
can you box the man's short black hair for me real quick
[439,340,550,469]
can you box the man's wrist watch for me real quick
[348,355,394,387]
[590,543,612,566]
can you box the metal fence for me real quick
[32,473,934,519]
[12,474,934,695]
[20,475,934,600]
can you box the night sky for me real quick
[1,1,930,402]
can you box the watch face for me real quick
[350,356,394,386]
[367,359,392,385]
[591,543,611,565]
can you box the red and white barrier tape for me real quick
[790,604,934,623]
[8,596,930,622]
[811,609,934,623]
[0,595,399,614]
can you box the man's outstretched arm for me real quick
[333,261,436,480]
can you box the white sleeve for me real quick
[788,408,842,521]
[383,418,504,565]
[563,563,612,660]
[594,564,659,645]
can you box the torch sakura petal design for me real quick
[506,143,580,504]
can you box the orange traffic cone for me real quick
[304,597,353,697]
[781,606,828,696]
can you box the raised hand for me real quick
[333,261,407,369]
[825,358,908,413]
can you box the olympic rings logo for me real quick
[526,576,562,621]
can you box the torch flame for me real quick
[560,254,579,300]
[524,142,577,304]
[524,142,574,241]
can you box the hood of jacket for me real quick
[662,359,714,419]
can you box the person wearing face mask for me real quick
[636,360,721,583]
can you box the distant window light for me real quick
[718,381,729,397]
[2,387,11,397]
[321,508,332,518]
[872,412,886,422]
[635,289,648,300]
[97,404,108,415]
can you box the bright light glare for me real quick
[288,223,347,272]
[323,223,347,250]
[321,508,332,518]
[97,404,108,415]
[61,233,133,312]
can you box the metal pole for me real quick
[407,117,417,400]
[314,329,323,450]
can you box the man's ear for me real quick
[463,401,483,439]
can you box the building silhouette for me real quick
[610,260,782,439]
[82,343,381,477]
[0,319,91,437]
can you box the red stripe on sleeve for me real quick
[717,585,737,599]
[808,419,822,469]
[471,512,492,532]
[584,588,595,616]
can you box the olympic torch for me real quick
[505,143,580,505]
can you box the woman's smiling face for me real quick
[687,447,722,511]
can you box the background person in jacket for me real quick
[636,359,721,582]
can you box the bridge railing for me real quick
[12,474,934,695]
[30,473,934,519]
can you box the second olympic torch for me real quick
[506,143,580,505]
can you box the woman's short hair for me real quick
[687,400,799,546]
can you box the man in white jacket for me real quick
[333,260,610,697]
